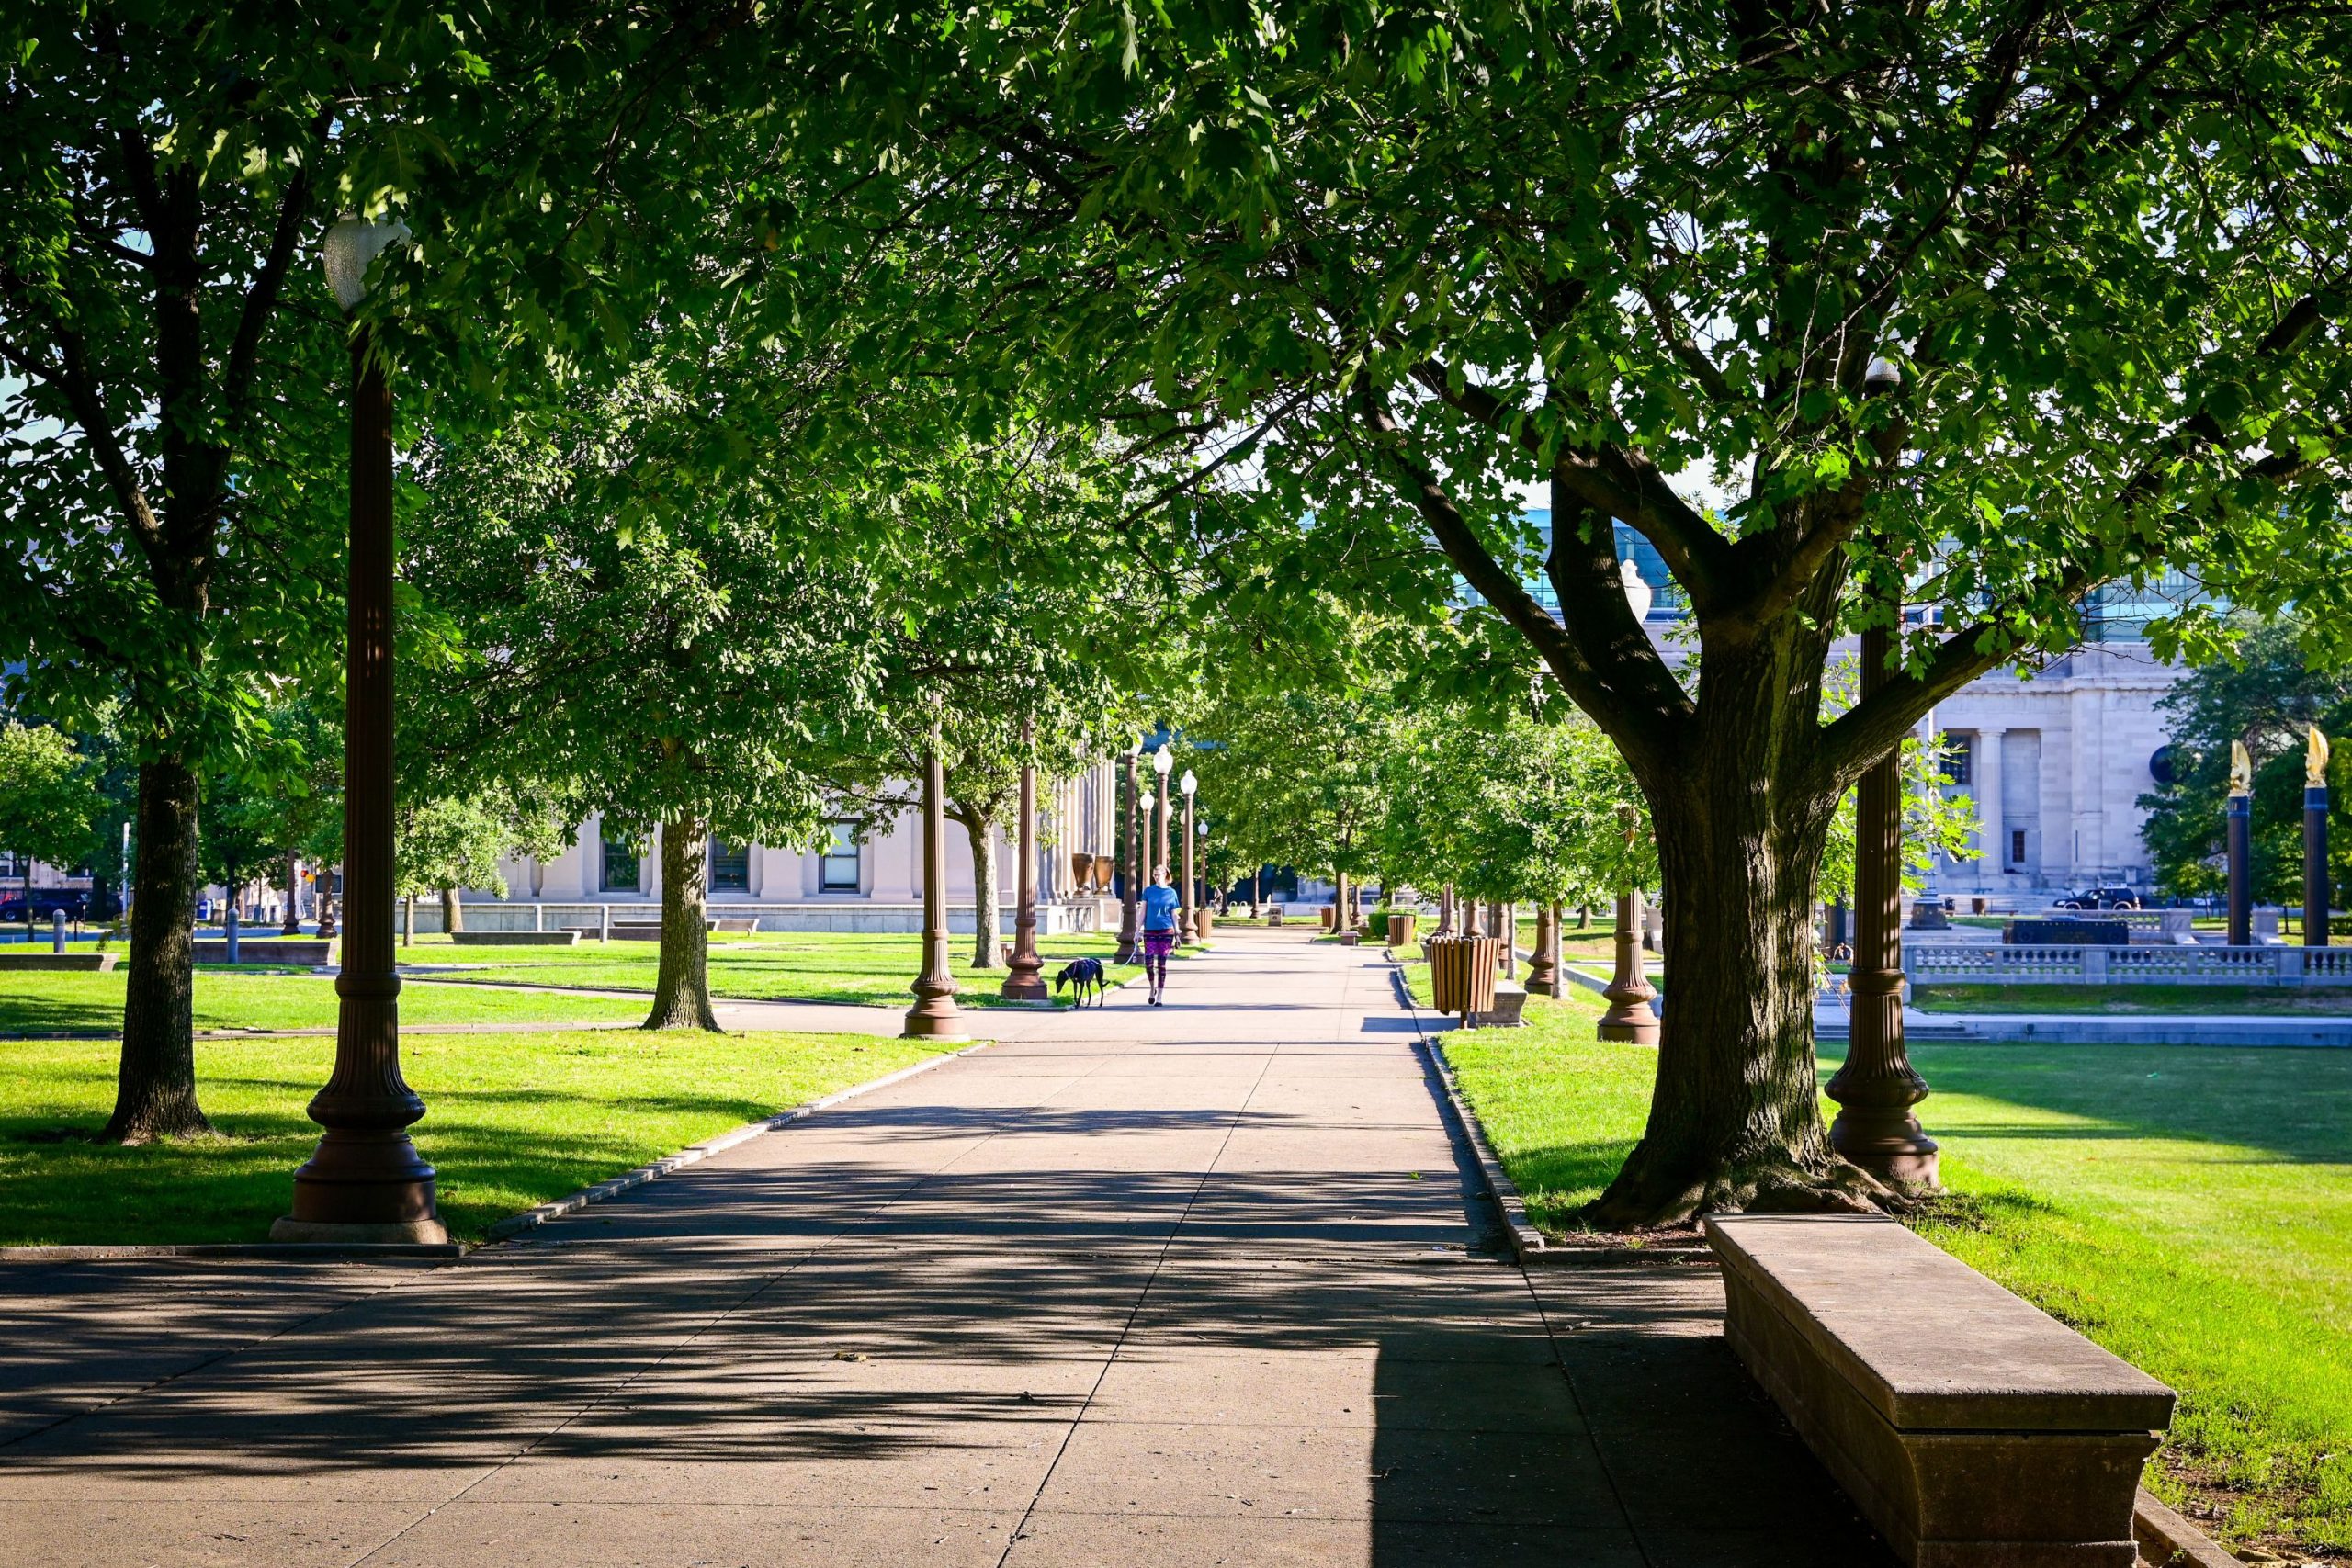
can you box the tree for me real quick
[405,372,887,1030]
[2140,619,2352,913]
[0,722,104,936]
[876,0,2352,1220]
[395,786,564,937]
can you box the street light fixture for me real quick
[1177,769,1198,935]
[274,214,443,1243]
[1149,746,1173,882]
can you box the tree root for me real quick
[1584,1153,1909,1230]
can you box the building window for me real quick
[709,840,750,892]
[1941,735,1972,786]
[820,822,861,891]
[2010,829,2027,865]
[0,851,19,879]
[600,835,640,892]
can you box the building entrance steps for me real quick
[0,928,1894,1567]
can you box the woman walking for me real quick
[1140,864,1182,1005]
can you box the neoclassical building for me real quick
[457,757,1129,932]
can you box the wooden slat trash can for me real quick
[1387,912,1417,949]
[1320,906,1336,931]
[1427,934,1499,1021]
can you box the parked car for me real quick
[0,888,90,921]
[2054,886,2143,910]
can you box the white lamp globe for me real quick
[322,216,413,315]
[1140,789,1157,813]
[1152,746,1173,777]
[1179,769,1196,796]
[1620,559,1654,623]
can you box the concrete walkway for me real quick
[0,930,1890,1567]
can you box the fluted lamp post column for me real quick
[1597,806,1660,1044]
[1825,617,1939,1190]
[275,217,443,1244]
[1002,718,1048,1001]
[903,735,971,1040]
[1179,768,1198,937]
[1115,748,1141,964]
[1151,743,1173,879]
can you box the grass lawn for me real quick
[0,1029,940,1246]
[1431,982,2352,1557]
[0,969,648,1037]
[1916,981,2352,1016]
[402,930,1147,1007]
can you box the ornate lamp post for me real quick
[1115,748,1142,963]
[275,217,443,1244]
[1528,902,1559,996]
[1151,743,1174,876]
[1002,718,1049,1000]
[1139,786,1158,890]
[1825,618,1939,1190]
[2307,728,2332,947]
[903,734,970,1040]
[1179,767,1198,935]
[1194,818,1212,938]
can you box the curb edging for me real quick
[2131,1488,2241,1568]
[0,1241,465,1262]
[1419,1032,1549,1260]
[481,1040,994,1241]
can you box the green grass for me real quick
[408,931,1145,1007]
[1433,983,2352,1557]
[0,1029,940,1245]
[1916,982,2352,1015]
[0,970,649,1037]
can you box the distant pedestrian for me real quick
[1141,864,1182,1005]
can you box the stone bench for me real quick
[1704,1213,2172,1567]
[450,930,581,947]
[0,952,118,971]
[711,917,759,934]
[1472,977,1528,1028]
[191,938,334,965]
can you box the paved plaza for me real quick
[0,931,1890,1566]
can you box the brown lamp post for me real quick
[1824,617,1939,1190]
[1527,902,1559,997]
[1598,887,1661,1043]
[903,735,970,1041]
[1001,718,1048,1001]
[1179,766,1198,937]
[275,217,443,1244]
[1115,748,1141,963]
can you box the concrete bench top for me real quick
[1704,1213,2173,1433]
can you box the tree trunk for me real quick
[1577,905,1591,929]
[1584,680,1876,1228]
[646,814,719,1031]
[282,846,301,933]
[439,886,462,934]
[103,757,212,1142]
[958,808,1001,969]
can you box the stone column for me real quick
[1974,726,2006,888]
[1002,720,1047,1000]
[1115,749,1141,963]
[903,737,969,1040]
[2308,781,2331,948]
[1826,624,1939,1190]
[2228,790,2253,946]
[1597,888,1659,1043]
[276,333,442,1244]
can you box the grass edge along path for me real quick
[1423,975,2352,1560]
[0,1029,943,1247]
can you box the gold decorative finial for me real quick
[2230,739,2254,796]
[2309,726,2332,789]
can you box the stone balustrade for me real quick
[1905,942,2352,986]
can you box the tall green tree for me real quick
[0,723,105,936]
[2140,620,2352,912]
[869,0,2352,1220]
[406,372,888,1030]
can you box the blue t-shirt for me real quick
[1141,884,1182,931]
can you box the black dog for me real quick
[1054,956,1108,1007]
